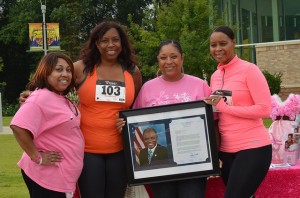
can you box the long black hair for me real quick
[79,20,138,74]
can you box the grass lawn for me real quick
[2,116,13,126]
[0,135,28,198]
[263,118,273,128]
[1,117,28,197]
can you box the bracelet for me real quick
[32,152,42,165]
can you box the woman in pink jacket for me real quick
[205,25,272,198]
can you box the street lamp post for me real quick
[40,0,47,55]
[0,93,3,133]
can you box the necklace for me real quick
[161,73,184,82]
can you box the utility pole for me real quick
[40,0,47,55]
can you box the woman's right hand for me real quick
[19,90,31,104]
[207,159,223,180]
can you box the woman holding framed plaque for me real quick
[206,25,272,198]
[132,40,212,198]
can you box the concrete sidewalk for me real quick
[0,126,13,134]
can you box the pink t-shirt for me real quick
[210,55,272,152]
[133,74,211,108]
[10,88,84,193]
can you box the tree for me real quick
[0,1,39,102]
[0,0,152,103]
[71,0,152,44]
[115,0,152,26]
[129,0,222,82]
[50,1,84,59]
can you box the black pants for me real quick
[149,177,207,198]
[219,145,272,198]
[78,150,127,198]
[21,169,66,198]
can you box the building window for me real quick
[284,0,300,40]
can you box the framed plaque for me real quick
[119,100,219,186]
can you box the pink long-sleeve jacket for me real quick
[211,55,272,152]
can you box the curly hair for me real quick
[79,20,138,75]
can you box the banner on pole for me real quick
[29,23,43,51]
[28,23,61,52]
[47,23,61,51]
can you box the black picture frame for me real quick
[119,100,219,186]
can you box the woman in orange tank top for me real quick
[73,20,142,198]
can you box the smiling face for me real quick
[143,130,158,149]
[157,44,184,82]
[47,58,72,94]
[210,31,236,65]
[97,28,122,62]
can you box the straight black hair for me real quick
[212,25,235,40]
[157,40,183,55]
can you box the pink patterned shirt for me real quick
[133,74,211,108]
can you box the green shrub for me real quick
[2,101,19,116]
[140,65,158,83]
[262,70,282,95]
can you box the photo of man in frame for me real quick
[139,127,169,167]
[132,123,176,170]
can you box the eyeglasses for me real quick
[65,96,78,117]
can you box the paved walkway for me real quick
[0,126,13,134]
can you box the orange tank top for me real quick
[77,67,135,153]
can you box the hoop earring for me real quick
[156,69,162,77]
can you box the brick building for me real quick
[256,40,300,100]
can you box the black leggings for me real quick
[219,145,272,198]
[78,151,127,198]
[21,169,66,198]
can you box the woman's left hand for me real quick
[40,151,63,166]
[204,96,222,106]
[116,113,126,133]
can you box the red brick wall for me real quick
[278,87,300,100]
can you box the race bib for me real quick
[95,80,125,103]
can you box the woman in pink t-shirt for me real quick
[119,40,211,198]
[10,52,84,198]
[206,26,272,198]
